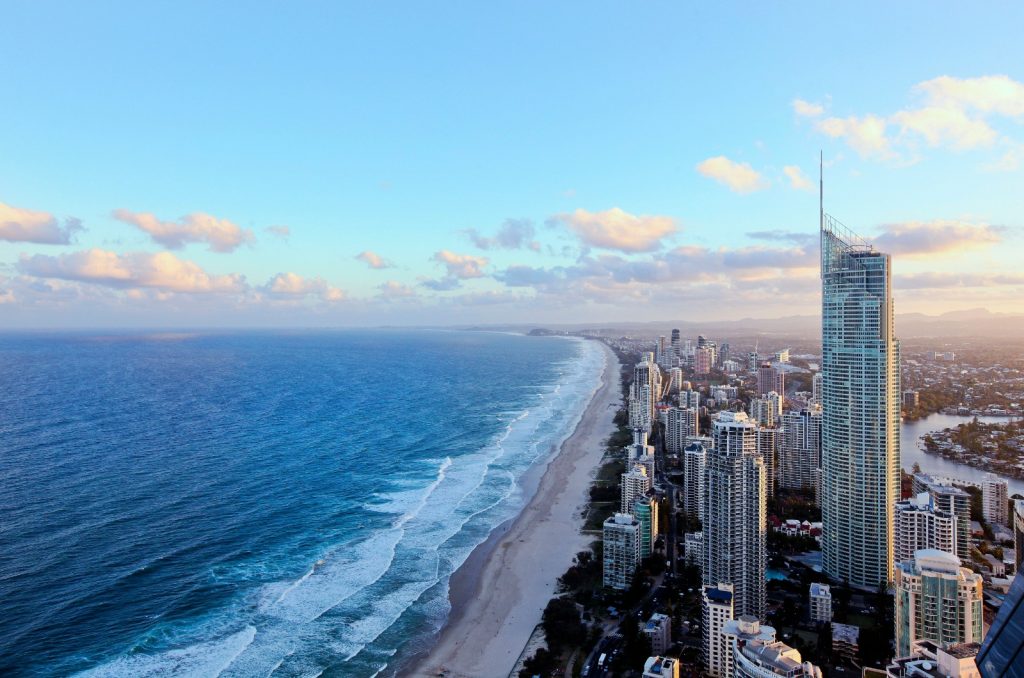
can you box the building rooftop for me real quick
[809,582,831,597]
[704,586,733,603]
[831,623,860,644]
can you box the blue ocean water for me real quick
[0,330,606,677]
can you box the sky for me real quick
[1,1,1023,327]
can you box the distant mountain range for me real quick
[463,308,1024,340]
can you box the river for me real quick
[900,413,1024,496]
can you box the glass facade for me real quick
[977,572,1024,677]
[820,215,901,589]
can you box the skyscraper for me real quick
[683,441,707,521]
[820,172,901,589]
[634,495,659,558]
[976,572,1024,677]
[703,411,766,619]
[777,408,822,492]
[913,473,972,564]
[666,406,699,454]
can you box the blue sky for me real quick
[1,2,1022,326]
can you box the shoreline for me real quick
[409,339,620,677]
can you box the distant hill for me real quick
[459,308,1024,340]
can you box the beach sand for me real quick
[413,340,620,677]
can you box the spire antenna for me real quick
[819,150,824,232]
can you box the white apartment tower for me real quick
[603,513,641,590]
[703,411,767,619]
[621,465,652,513]
[820,175,901,590]
[982,474,1008,526]
[894,492,958,566]
[702,583,735,678]
[894,549,984,657]
[666,406,699,454]
[809,583,832,623]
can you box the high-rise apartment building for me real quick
[749,395,779,427]
[702,583,735,678]
[777,408,822,492]
[894,549,984,657]
[671,328,681,362]
[895,492,958,566]
[632,357,662,433]
[811,372,823,405]
[621,465,652,513]
[695,347,715,376]
[633,494,659,558]
[666,406,699,454]
[821,200,901,589]
[757,362,785,399]
[703,411,766,619]
[914,474,972,564]
[603,513,641,590]
[684,441,706,521]
[982,474,1008,526]
[757,425,777,500]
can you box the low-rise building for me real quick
[721,616,776,678]
[885,640,980,678]
[809,582,832,623]
[831,623,860,665]
[642,656,679,678]
[642,612,672,656]
[733,639,823,678]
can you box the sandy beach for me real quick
[414,340,620,678]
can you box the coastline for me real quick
[410,339,620,678]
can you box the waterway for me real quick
[899,413,1024,496]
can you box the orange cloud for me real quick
[0,200,83,244]
[696,157,769,193]
[552,207,677,252]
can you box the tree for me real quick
[542,598,585,653]
[519,648,556,678]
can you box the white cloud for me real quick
[18,249,247,293]
[792,99,824,117]
[432,250,489,278]
[264,272,345,301]
[815,115,894,160]
[0,201,83,244]
[914,75,1024,118]
[551,207,677,252]
[892,106,997,150]
[113,209,255,253]
[355,250,394,269]
[782,165,813,191]
[696,156,769,193]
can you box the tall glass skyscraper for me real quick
[820,172,901,589]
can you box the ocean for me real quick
[0,329,606,677]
